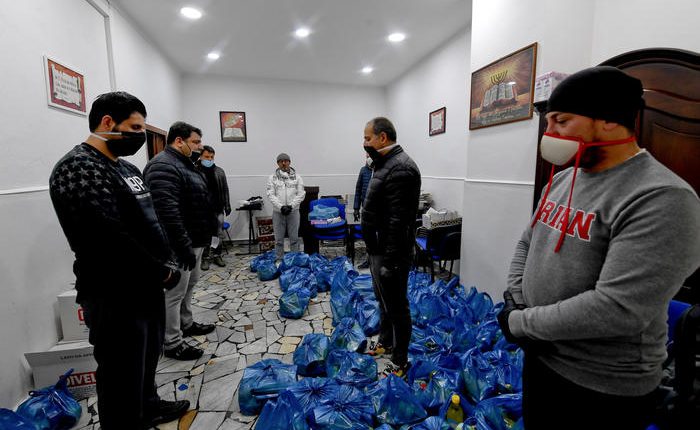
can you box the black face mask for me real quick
[103,131,147,157]
[189,151,201,163]
[363,145,382,162]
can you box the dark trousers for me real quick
[82,295,165,430]
[368,254,411,366]
[523,354,656,430]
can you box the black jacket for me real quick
[354,165,373,210]
[201,164,231,215]
[49,143,176,303]
[361,145,421,267]
[144,146,217,261]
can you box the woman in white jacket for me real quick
[266,153,306,258]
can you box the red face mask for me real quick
[533,133,636,252]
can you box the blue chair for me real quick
[646,300,698,429]
[309,198,348,255]
[414,223,462,281]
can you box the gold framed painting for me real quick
[469,43,538,130]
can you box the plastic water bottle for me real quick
[445,394,465,429]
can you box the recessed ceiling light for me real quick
[294,27,311,39]
[387,32,406,43]
[180,7,202,20]
[207,52,220,61]
[361,66,374,75]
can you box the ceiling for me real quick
[109,0,471,86]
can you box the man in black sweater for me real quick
[361,117,421,378]
[144,121,218,360]
[49,92,189,429]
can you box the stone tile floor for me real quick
[75,243,385,430]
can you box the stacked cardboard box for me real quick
[23,289,97,399]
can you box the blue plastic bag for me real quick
[0,408,36,429]
[411,416,450,430]
[279,285,312,319]
[238,359,297,415]
[293,333,331,376]
[286,377,341,417]
[373,374,427,426]
[280,252,311,271]
[254,390,309,430]
[16,369,82,430]
[250,250,276,272]
[407,360,460,414]
[325,349,377,387]
[353,293,381,336]
[309,204,340,220]
[473,393,522,430]
[409,326,452,364]
[310,384,374,430]
[461,348,521,403]
[258,260,280,281]
[329,317,367,352]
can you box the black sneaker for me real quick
[200,259,210,271]
[212,255,226,267]
[182,321,216,337]
[365,340,393,357]
[145,399,190,427]
[381,361,411,380]
[164,343,203,361]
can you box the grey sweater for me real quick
[507,151,700,396]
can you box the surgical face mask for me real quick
[93,130,147,157]
[200,159,214,168]
[534,132,636,252]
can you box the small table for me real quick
[236,205,262,255]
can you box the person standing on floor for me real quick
[266,153,306,259]
[199,145,231,271]
[497,66,700,430]
[144,121,218,361]
[49,91,189,429]
[353,153,373,269]
[361,117,421,379]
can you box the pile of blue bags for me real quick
[1,369,82,430]
[243,251,524,429]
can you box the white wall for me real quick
[181,75,385,240]
[0,0,181,407]
[386,28,471,212]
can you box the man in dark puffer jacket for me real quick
[361,117,421,378]
[144,121,218,360]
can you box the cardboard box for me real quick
[58,289,89,341]
[24,340,97,400]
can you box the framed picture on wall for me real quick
[43,55,86,115]
[429,107,446,136]
[219,111,247,142]
[469,42,538,130]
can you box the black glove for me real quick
[162,269,181,290]
[281,205,292,215]
[497,291,554,355]
[353,210,360,222]
[179,250,197,271]
[497,291,522,344]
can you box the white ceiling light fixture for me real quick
[207,52,220,61]
[361,66,374,75]
[294,27,311,39]
[180,6,202,20]
[387,32,406,43]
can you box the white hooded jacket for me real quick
[266,167,306,212]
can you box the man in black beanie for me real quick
[498,66,700,429]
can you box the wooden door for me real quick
[533,48,700,303]
[146,124,167,159]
